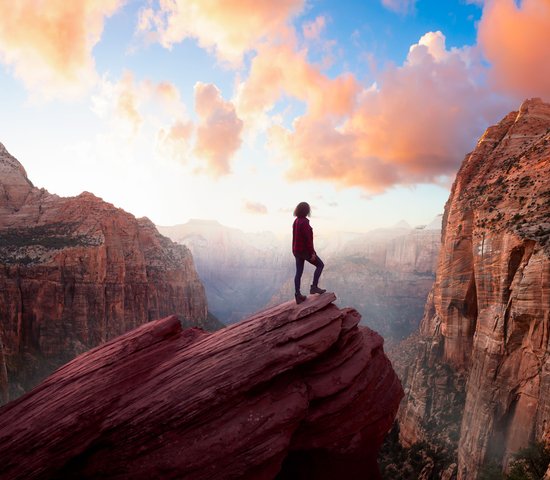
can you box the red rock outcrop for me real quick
[0,143,218,403]
[0,293,403,480]
[398,98,550,478]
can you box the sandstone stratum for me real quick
[0,293,403,480]
[0,142,220,403]
[398,98,550,478]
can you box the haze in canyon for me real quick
[159,215,442,343]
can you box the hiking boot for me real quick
[295,293,307,304]
[310,285,326,295]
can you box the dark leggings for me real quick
[294,254,324,294]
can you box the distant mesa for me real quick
[0,143,219,404]
[0,293,403,480]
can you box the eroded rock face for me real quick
[398,98,550,478]
[0,293,403,480]
[0,143,218,403]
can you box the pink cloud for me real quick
[236,42,359,119]
[302,16,327,41]
[478,0,550,100]
[193,82,243,177]
[137,0,304,65]
[92,71,144,135]
[0,0,124,99]
[265,32,509,192]
[243,200,268,215]
[157,120,194,163]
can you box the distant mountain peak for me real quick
[393,220,411,229]
[0,142,29,182]
[0,142,34,211]
[187,218,222,226]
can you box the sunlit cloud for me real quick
[137,0,304,65]
[478,0,550,99]
[267,31,510,192]
[92,71,144,136]
[243,200,268,215]
[0,0,125,100]
[381,0,417,15]
[194,82,243,177]
[302,16,327,41]
[92,70,193,164]
[157,120,194,164]
[236,42,359,120]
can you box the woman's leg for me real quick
[310,255,324,287]
[294,256,305,293]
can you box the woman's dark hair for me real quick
[294,202,311,218]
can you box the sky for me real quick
[0,0,549,234]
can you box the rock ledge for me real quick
[0,293,402,480]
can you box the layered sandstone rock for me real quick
[398,98,550,478]
[0,293,403,480]
[0,143,218,403]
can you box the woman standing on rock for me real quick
[292,202,326,304]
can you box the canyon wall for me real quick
[0,143,217,403]
[398,98,550,478]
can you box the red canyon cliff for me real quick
[0,293,403,480]
[398,98,550,478]
[0,143,218,403]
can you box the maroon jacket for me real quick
[292,217,315,257]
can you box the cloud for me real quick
[137,0,304,65]
[236,42,359,120]
[477,0,550,100]
[157,120,194,163]
[381,0,417,14]
[267,31,510,192]
[0,0,124,99]
[92,71,193,165]
[193,82,243,177]
[302,16,327,41]
[243,200,268,215]
[92,71,144,135]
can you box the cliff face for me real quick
[0,293,403,480]
[398,98,550,478]
[0,143,217,403]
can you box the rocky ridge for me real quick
[0,293,403,480]
[0,143,218,403]
[398,98,550,478]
